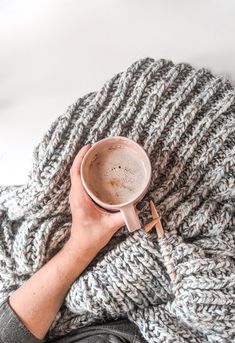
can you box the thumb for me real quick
[109,211,126,233]
[108,207,141,233]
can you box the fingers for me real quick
[136,200,146,211]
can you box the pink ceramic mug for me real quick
[80,136,152,232]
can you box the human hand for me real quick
[66,143,140,262]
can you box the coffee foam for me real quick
[86,145,146,205]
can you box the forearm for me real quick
[9,239,93,340]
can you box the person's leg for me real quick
[47,319,147,343]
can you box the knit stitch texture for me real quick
[0,58,235,343]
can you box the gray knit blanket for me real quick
[0,58,234,343]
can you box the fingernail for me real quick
[136,200,146,210]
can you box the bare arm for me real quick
[8,240,91,340]
[8,143,127,340]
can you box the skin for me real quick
[8,143,140,340]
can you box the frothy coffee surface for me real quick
[87,145,146,205]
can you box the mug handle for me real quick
[120,205,141,232]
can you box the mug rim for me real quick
[80,136,152,209]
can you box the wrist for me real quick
[62,239,96,266]
[52,241,94,283]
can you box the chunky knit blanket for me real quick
[0,58,235,343]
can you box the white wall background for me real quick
[0,0,235,185]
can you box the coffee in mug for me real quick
[81,136,152,232]
[86,144,147,205]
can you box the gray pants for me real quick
[0,298,147,343]
[47,318,147,343]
